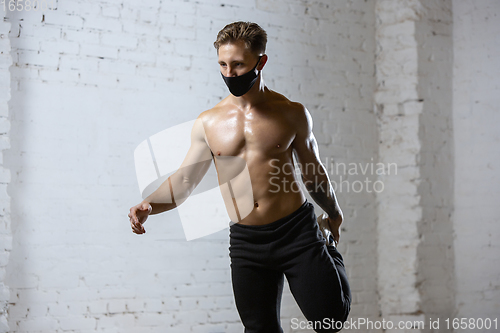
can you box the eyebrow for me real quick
[218,59,245,65]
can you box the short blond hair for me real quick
[214,21,267,56]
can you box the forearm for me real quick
[141,202,174,215]
[302,165,342,219]
[143,172,193,215]
[142,158,211,215]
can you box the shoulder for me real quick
[265,90,308,118]
[195,108,220,132]
[193,101,231,144]
[289,100,310,123]
[192,104,223,140]
[268,90,307,113]
[269,92,312,133]
[197,97,231,123]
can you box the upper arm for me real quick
[175,113,213,186]
[291,104,322,179]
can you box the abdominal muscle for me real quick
[214,151,307,226]
[239,191,307,226]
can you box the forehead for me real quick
[217,40,255,61]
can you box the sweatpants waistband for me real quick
[229,199,320,246]
[230,199,311,231]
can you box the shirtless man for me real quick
[128,21,351,333]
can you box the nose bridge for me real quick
[227,65,237,77]
[221,65,235,77]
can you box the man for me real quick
[128,21,351,333]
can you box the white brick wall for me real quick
[5,0,498,332]
[0,4,12,332]
[0,0,500,333]
[374,1,500,332]
[375,0,425,330]
[452,0,500,325]
[2,1,379,332]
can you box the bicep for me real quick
[292,106,322,170]
[176,117,213,182]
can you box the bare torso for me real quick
[200,89,306,225]
[132,40,342,240]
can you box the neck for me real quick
[229,73,268,109]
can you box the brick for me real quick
[0,167,8,183]
[39,68,79,82]
[0,21,11,34]
[102,5,121,18]
[5,303,28,319]
[208,309,240,323]
[118,48,155,64]
[135,312,173,327]
[122,19,160,35]
[17,49,59,67]
[96,313,135,329]
[59,316,97,330]
[59,1,100,16]
[62,29,100,44]
[43,12,85,30]
[59,54,99,71]
[26,303,48,317]
[174,309,208,325]
[9,36,41,51]
[101,32,139,48]
[80,43,118,59]
[83,16,122,32]
[144,298,163,312]
[125,298,145,313]
[47,301,69,317]
[0,284,9,302]
[40,39,79,55]
[17,317,58,331]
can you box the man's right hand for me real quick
[128,202,152,234]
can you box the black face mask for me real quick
[221,56,262,97]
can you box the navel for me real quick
[276,144,280,148]
[254,202,259,208]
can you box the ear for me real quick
[257,54,268,71]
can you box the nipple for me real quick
[276,144,280,148]
[217,151,221,156]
